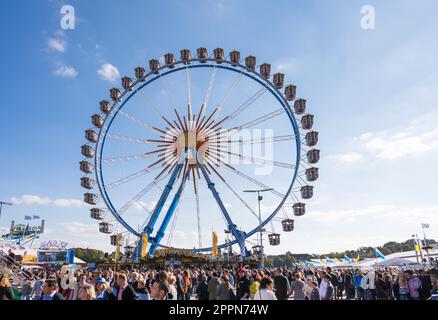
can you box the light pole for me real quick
[421,223,431,261]
[243,188,273,269]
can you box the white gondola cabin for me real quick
[110,88,121,102]
[301,114,314,130]
[282,219,294,232]
[273,73,285,89]
[245,56,256,71]
[84,193,98,205]
[260,63,271,79]
[91,114,104,128]
[100,100,112,115]
[284,85,296,101]
[121,76,133,91]
[135,66,146,80]
[81,176,95,190]
[268,233,280,246]
[230,50,240,65]
[99,222,113,234]
[307,149,320,164]
[305,131,319,147]
[305,167,319,182]
[81,145,95,158]
[85,129,98,143]
[80,160,94,174]
[294,99,306,114]
[293,203,306,216]
[164,53,176,68]
[301,185,314,199]
[110,234,124,246]
[196,48,208,63]
[213,48,224,63]
[90,208,104,220]
[149,59,160,74]
[180,49,192,63]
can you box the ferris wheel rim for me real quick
[94,58,302,252]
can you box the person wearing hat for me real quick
[236,268,251,300]
[95,277,109,300]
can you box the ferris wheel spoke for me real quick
[117,109,161,135]
[102,150,163,164]
[217,150,295,170]
[214,71,245,120]
[107,165,161,190]
[116,173,171,215]
[206,134,295,146]
[219,160,285,198]
[226,87,268,121]
[229,107,286,132]
[107,133,151,144]
[202,65,217,113]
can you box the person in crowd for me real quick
[273,268,290,300]
[182,270,192,300]
[254,277,277,300]
[150,280,170,300]
[217,275,235,300]
[20,277,34,300]
[174,269,185,300]
[0,275,15,300]
[78,283,96,300]
[375,273,388,300]
[106,273,136,300]
[398,271,409,300]
[407,271,421,300]
[195,275,209,300]
[289,273,305,300]
[40,279,64,300]
[419,270,432,300]
[353,270,366,301]
[208,272,221,300]
[167,274,178,300]
[321,275,334,300]
[310,281,320,300]
[249,273,260,300]
[236,268,251,300]
[134,278,150,300]
[95,277,109,300]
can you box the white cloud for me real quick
[328,152,364,163]
[53,65,78,78]
[11,195,87,208]
[97,63,120,82]
[358,127,438,160]
[48,38,67,53]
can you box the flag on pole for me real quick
[33,215,40,219]
[344,255,352,264]
[415,244,421,253]
[141,233,148,258]
[376,248,386,260]
[212,231,218,257]
[24,216,32,220]
[355,254,360,263]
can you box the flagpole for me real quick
[421,223,431,261]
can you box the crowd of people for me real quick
[1,263,437,300]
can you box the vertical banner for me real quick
[141,233,148,258]
[212,231,218,257]
[115,245,120,261]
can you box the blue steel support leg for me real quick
[195,152,249,257]
[148,170,189,256]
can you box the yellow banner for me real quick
[415,244,421,252]
[115,245,120,261]
[141,233,148,258]
[212,231,218,257]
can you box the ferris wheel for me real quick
[80,47,320,259]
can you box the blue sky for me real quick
[1,0,438,254]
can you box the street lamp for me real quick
[243,188,273,269]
